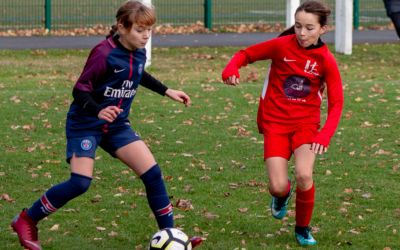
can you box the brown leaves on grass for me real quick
[10,96,21,104]
[228,125,251,137]
[175,199,194,211]
[0,21,396,37]
[244,71,259,82]
[202,211,219,220]
[0,22,283,37]
[49,224,60,231]
[190,53,215,60]
[1,193,15,203]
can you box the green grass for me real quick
[0,43,399,249]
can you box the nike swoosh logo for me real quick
[283,57,296,62]
[153,235,162,244]
[114,68,126,73]
[24,240,42,250]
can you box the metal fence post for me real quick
[45,0,52,30]
[353,0,359,30]
[204,0,212,29]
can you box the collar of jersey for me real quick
[305,38,324,50]
[112,33,138,53]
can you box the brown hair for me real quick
[109,0,156,37]
[279,0,331,37]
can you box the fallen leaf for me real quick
[202,211,219,220]
[361,193,372,199]
[49,224,59,231]
[349,229,360,234]
[238,208,248,213]
[1,193,15,203]
[175,199,194,211]
[344,188,353,194]
[108,231,118,237]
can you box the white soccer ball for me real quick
[149,228,192,250]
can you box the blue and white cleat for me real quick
[270,188,292,220]
[295,226,317,246]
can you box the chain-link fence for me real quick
[0,0,391,31]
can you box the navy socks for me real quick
[140,164,173,229]
[26,165,172,229]
[27,173,92,222]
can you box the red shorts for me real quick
[263,122,319,160]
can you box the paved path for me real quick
[0,30,398,50]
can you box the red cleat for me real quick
[11,209,42,250]
[190,236,203,248]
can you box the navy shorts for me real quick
[66,126,141,163]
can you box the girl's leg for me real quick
[266,157,290,196]
[115,140,173,229]
[27,156,94,221]
[11,156,94,250]
[294,144,315,190]
[266,157,291,219]
[293,144,316,245]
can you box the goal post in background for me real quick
[335,0,353,55]
[286,0,300,28]
[143,0,152,67]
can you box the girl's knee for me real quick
[295,173,313,190]
[269,180,289,197]
[70,173,92,195]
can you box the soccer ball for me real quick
[149,228,192,250]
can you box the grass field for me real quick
[0,0,391,30]
[0,42,399,249]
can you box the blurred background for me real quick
[0,0,392,34]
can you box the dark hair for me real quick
[109,0,156,37]
[279,0,331,37]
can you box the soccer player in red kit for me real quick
[222,0,343,246]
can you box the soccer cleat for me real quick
[11,209,42,250]
[190,236,203,248]
[295,226,317,246]
[270,187,292,220]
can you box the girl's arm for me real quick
[139,71,168,95]
[72,88,101,116]
[222,38,280,85]
[139,71,190,106]
[165,89,191,107]
[312,55,344,150]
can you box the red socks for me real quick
[295,183,315,227]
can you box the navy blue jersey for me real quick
[66,36,146,138]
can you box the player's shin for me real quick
[140,164,174,229]
[27,173,92,221]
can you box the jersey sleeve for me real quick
[221,37,281,81]
[74,44,108,92]
[241,37,281,63]
[139,71,168,96]
[313,53,344,147]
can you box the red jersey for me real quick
[222,34,343,147]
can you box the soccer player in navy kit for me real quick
[11,1,202,249]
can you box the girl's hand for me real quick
[310,143,328,155]
[98,106,123,123]
[165,89,191,107]
[223,75,240,86]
